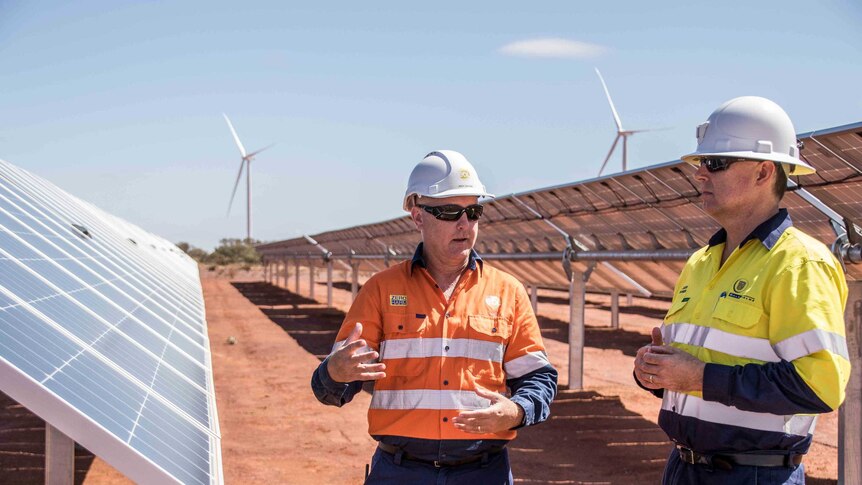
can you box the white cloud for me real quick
[498,38,607,59]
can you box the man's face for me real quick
[693,159,774,221]
[410,195,480,267]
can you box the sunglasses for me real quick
[417,204,484,221]
[697,157,761,173]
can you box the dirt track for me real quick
[0,267,839,484]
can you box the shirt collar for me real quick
[410,242,483,275]
[707,208,792,251]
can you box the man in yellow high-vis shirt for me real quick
[633,96,850,484]
[312,150,557,484]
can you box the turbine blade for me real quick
[595,68,623,132]
[598,134,621,176]
[627,126,672,134]
[245,143,275,160]
[223,113,248,158]
[227,159,246,216]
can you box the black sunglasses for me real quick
[697,156,760,173]
[417,204,484,221]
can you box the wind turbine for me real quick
[224,113,273,242]
[594,68,652,176]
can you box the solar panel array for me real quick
[258,121,862,293]
[0,159,222,484]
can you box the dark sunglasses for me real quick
[697,156,760,173]
[417,204,484,221]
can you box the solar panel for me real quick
[0,159,223,484]
[258,121,862,288]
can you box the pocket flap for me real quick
[712,298,763,328]
[468,315,511,339]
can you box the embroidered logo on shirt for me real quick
[733,279,749,292]
[485,295,501,310]
[390,295,408,306]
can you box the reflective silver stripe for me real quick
[370,389,491,410]
[665,323,780,362]
[504,351,551,378]
[774,328,850,362]
[379,337,504,363]
[662,391,817,437]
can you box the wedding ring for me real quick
[649,374,654,384]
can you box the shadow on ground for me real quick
[511,389,669,483]
[317,281,363,292]
[232,282,346,361]
[0,391,97,485]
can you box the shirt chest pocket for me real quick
[465,315,510,386]
[467,315,511,340]
[380,312,427,377]
[712,299,763,330]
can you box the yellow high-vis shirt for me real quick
[659,209,849,455]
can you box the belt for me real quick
[377,442,501,468]
[676,446,804,469]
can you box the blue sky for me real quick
[1,1,860,250]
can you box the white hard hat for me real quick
[403,150,494,211]
[681,96,815,175]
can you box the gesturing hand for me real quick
[452,386,524,434]
[326,322,386,384]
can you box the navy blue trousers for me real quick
[364,447,513,485]
[662,447,805,484]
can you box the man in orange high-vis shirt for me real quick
[312,150,557,484]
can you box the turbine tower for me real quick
[224,113,273,242]
[595,68,652,176]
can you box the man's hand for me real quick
[326,322,386,383]
[634,327,664,389]
[452,386,524,434]
[634,326,704,393]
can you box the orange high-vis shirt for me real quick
[331,256,552,441]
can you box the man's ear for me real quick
[410,206,423,230]
[756,161,775,187]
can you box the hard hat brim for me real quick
[681,150,816,175]
[402,189,495,211]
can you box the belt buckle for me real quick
[433,460,441,468]
[678,446,696,465]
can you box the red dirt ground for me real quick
[0,266,839,484]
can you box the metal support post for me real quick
[282,259,288,288]
[626,293,633,306]
[840,280,861,485]
[568,271,586,390]
[610,290,620,329]
[309,266,316,300]
[351,263,360,301]
[294,260,300,293]
[45,424,74,485]
[326,260,333,307]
